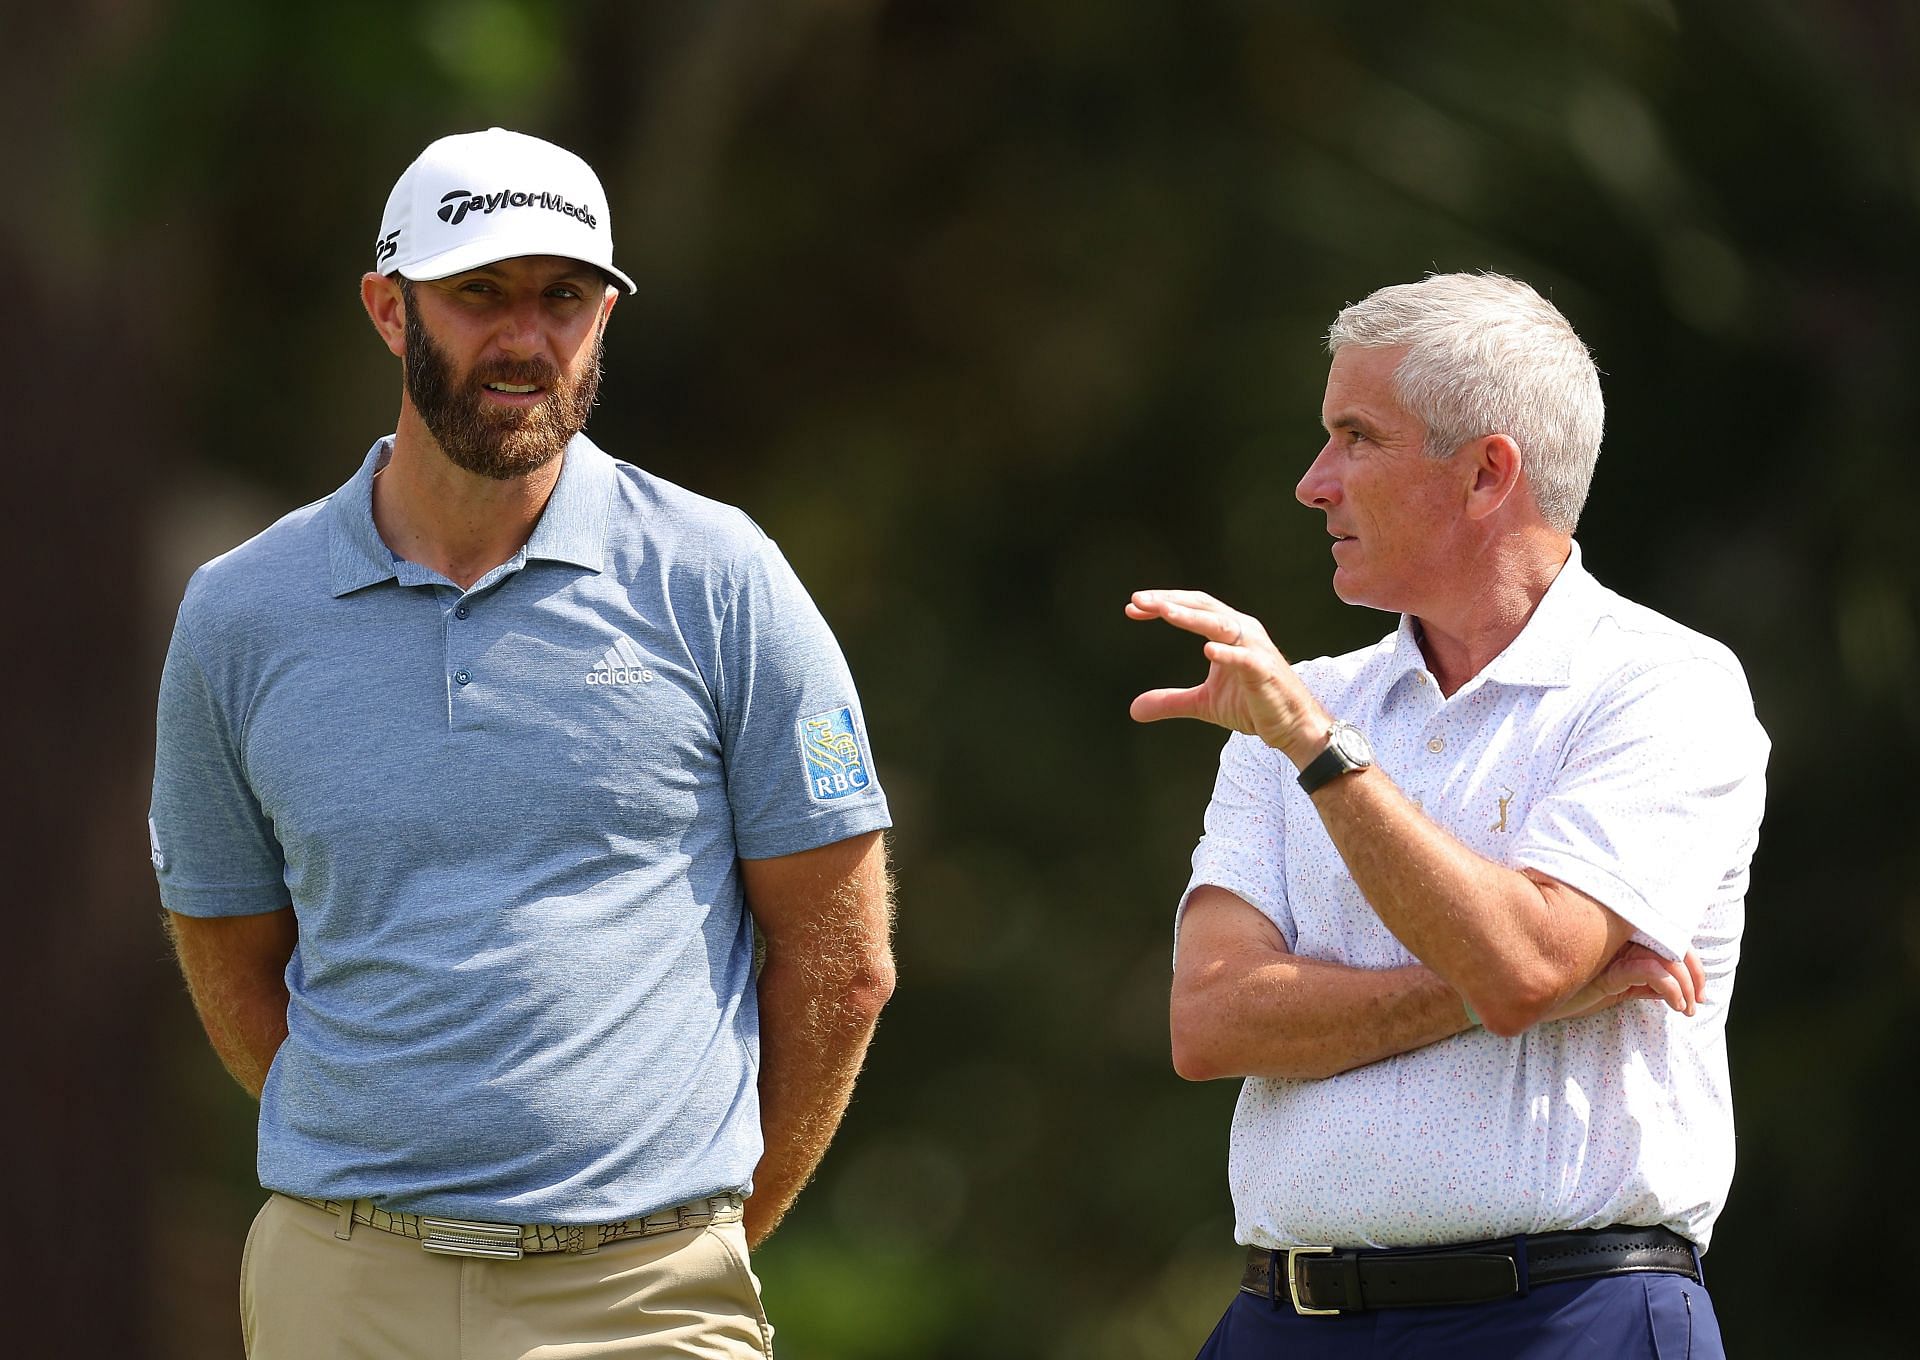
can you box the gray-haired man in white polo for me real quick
[1130,273,1767,1358]
[152,128,895,1358]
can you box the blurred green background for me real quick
[12,1,1917,1356]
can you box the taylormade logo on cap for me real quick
[436,188,599,230]
[375,128,635,294]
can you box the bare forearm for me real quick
[195,986,288,1098]
[1171,888,1476,1080]
[1173,952,1470,1081]
[1308,769,1616,1034]
[747,955,892,1246]
[165,908,297,1099]
[737,831,894,1247]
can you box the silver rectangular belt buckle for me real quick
[419,1216,525,1260]
[1286,1245,1340,1316]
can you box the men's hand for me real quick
[1540,942,1705,1024]
[1126,589,1328,759]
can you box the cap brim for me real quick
[392,239,635,295]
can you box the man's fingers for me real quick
[1128,591,1248,646]
[1644,970,1687,1014]
[1648,954,1695,1016]
[1127,588,1309,743]
[1620,949,1699,1016]
[1607,940,1709,1015]
[1129,687,1206,724]
[1130,588,1231,615]
[1654,950,1697,1016]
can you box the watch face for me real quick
[1331,722,1373,766]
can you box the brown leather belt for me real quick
[287,1191,744,1260]
[1241,1225,1700,1316]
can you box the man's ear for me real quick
[361,272,408,359]
[1463,433,1524,521]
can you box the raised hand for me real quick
[1126,589,1326,758]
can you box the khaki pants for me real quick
[242,1194,774,1359]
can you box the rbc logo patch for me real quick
[799,706,872,802]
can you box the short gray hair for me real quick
[1325,273,1604,532]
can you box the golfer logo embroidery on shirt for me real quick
[1492,786,1516,833]
[799,707,871,801]
[586,636,654,686]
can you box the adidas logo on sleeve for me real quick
[586,636,654,686]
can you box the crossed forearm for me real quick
[1175,955,1471,1081]
[1308,769,1624,1034]
[1171,888,1474,1081]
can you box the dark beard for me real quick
[401,287,605,481]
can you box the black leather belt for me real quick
[1240,1225,1700,1316]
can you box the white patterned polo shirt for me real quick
[1183,542,1769,1251]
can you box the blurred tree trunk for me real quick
[5,10,173,1354]
[5,267,168,1354]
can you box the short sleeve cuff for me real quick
[1175,866,1297,970]
[1181,869,1292,940]
[157,877,294,918]
[734,800,892,861]
[1518,849,1691,960]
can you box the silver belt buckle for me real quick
[1286,1245,1340,1316]
[419,1216,525,1260]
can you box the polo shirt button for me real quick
[454,669,472,686]
[1427,736,1446,753]
[455,605,470,619]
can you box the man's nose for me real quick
[492,301,546,358]
[1296,442,1339,508]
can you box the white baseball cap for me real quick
[374,128,635,293]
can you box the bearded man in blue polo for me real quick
[150,128,895,1359]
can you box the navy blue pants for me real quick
[1195,1271,1724,1359]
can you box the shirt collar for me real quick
[327,440,399,597]
[522,433,615,572]
[327,433,615,597]
[1474,539,1598,689]
[1386,540,1600,693]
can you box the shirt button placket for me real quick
[450,598,474,695]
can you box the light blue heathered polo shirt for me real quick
[150,434,891,1223]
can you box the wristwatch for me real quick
[1296,720,1375,795]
